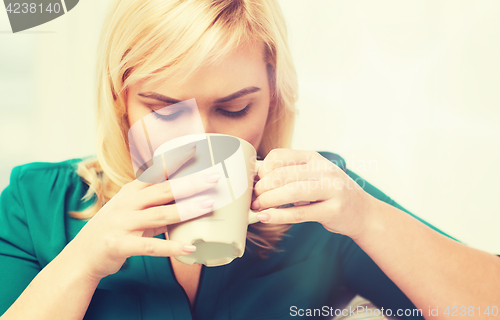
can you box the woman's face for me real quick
[125,42,273,152]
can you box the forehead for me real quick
[131,42,269,102]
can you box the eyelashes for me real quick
[217,105,250,118]
[152,109,184,121]
[150,105,251,121]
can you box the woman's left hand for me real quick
[252,149,375,240]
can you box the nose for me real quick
[193,104,222,135]
[199,112,210,134]
[199,111,218,135]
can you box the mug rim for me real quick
[202,132,256,153]
[136,133,258,180]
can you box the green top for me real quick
[0,152,458,320]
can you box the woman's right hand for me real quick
[65,145,219,281]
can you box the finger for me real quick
[255,201,324,224]
[128,196,215,230]
[126,143,197,190]
[254,164,321,196]
[119,237,197,257]
[258,149,318,179]
[133,168,222,209]
[161,142,198,179]
[252,180,330,211]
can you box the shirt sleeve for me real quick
[0,165,41,316]
[339,169,460,320]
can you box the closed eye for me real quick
[151,109,184,121]
[218,105,250,118]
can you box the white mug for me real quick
[153,133,262,267]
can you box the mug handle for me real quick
[248,159,263,225]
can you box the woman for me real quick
[0,0,499,319]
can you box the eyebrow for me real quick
[138,86,261,104]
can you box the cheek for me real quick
[244,127,262,146]
[127,102,150,127]
[243,104,269,148]
[126,98,138,125]
[126,109,136,127]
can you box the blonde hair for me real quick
[70,0,299,259]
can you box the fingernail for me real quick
[256,213,269,222]
[182,142,197,152]
[205,172,221,183]
[182,244,197,252]
[199,198,215,208]
[251,199,260,210]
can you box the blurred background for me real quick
[0,0,499,254]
